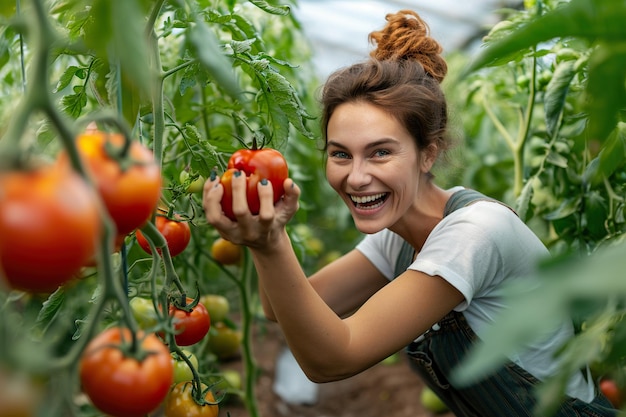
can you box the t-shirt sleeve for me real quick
[355,231,402,280]
[409,202,521,309]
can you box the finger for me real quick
[257,178,275,221]
[230,170,250,219]
[282,178,301,207]
[203,177,225,225]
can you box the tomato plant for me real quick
[163,382,219,417]
[210,237,243,266]
[169,297,211,346]
[206,322,242,360]
[220,146,288,220]
[200,294,230,323]
[79,327,173,417]
[58,130,162,236]
[136,214,191,257]
[171,350,199,383]
[0,164,101,293]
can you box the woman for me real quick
[203,10,616,416]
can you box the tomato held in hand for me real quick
[79,327,173,417]
[169,298,211,346]
[58,130,162,236]
[164,382,219,417]
[136,214,191,257]
[0,164,101,293]
[220,146,288,220]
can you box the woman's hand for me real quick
[202,170,300,251]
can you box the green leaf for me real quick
[247,0,291,16]
[452,239,626,386]
[188,19,241,100]
[54,65,80,93]
[544,60,576,138]
[584,43,626,143]
[465,0,626,74]
[35,288,66,334]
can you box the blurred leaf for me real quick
[544,60,576,138]
[453,239,626,385]
[247,0,291,16]
[188,19,241,100]
[465,0,626,74]
[584,43,626,143]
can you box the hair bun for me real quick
[369,10,447,83]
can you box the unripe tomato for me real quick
[171,350,199,383]
[0,367,43,417]
[179,169,205,194]
[210,237,243,265]
[80,327,173,417]
[220,147,288,220]
[130,297,159,329]
[169,298,211,346]
[0,164,101,293]
[58,130,162,235]
[207,322,242,360]
[136,214,191,257]
[163,382,219,417]
[200,294,230,323]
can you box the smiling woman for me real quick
[203,9,618,417]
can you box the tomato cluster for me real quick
[220,146,288,220]
[59,130,162,236]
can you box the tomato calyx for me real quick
[105,329,166,363]
[183,380,222,407]
[169,290,201,313]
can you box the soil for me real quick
[216,320,456,417]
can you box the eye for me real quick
[329,150,350,159]
[372,149,391,158]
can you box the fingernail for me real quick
[234,170,242,178]
[260,178,268,186]
[210,170,217,181]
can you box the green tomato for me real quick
[129,297,159,329]
[200,294,230,323]
[179,170,205,194]
[171,350,199,383]
[420,386,448,413]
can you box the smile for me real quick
[349,193,389,209]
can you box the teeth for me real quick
[350,193,385,204]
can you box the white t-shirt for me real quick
[355,198,595,402]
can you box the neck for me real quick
[389,183,453,251]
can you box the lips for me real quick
[349,193,388,209]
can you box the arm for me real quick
[203,174,464,382]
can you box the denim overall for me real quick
[394,190,617,417]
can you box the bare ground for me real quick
[216,320,455,417]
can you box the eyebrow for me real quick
[326,137,398,150]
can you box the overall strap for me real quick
[393,189,502,278]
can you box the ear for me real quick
[419,143,438,173]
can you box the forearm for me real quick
[250,230,354,381]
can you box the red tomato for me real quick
[220,147,288,220]
[0,164,101,293]
[600,378,622,408]
[169,298,211,346]
[136,214,191,257]
[79,327,173,417]
[164,382,219,417]
[58,130,162,236]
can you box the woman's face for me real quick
[325,101,431,234]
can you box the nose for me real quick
[346,159,372,189]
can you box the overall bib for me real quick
[394,190,617,417]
